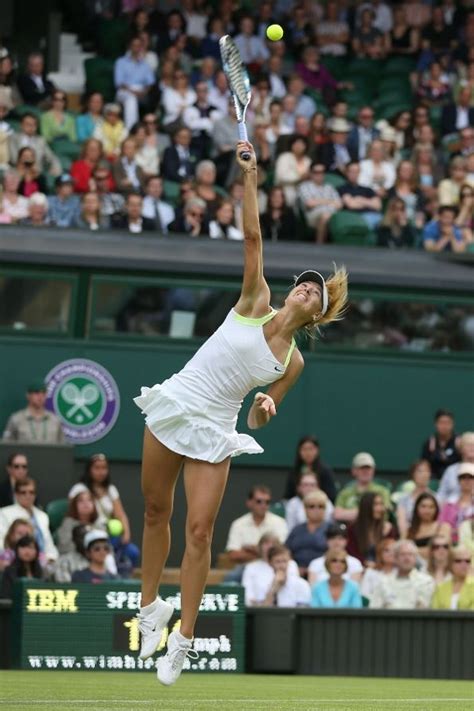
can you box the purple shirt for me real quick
[296,62,338,92]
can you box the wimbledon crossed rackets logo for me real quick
[46,359,120,444]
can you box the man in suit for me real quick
[161,127,197,182]
[9,113,61,176]
[112,192,155,233]
[141,176,175,233]
[0,453,29,508]
[318,118,356,175]
[16,53,56,108]
[347,106,380,161]
[441,87,474,137]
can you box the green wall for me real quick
[1,337,472,471]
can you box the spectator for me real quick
[208,69,230,116]
[91,167,124,221]
[421,6,457,58]
[112,192,154,233]
[319,118,354,175]
[20,192,50,227]
[200,17,225,61]
[112,137,146,195]
[458,520,473,560]
[0,50,20,108]
[161,68,197,129]
[190,56,217,90]
[0,453,29,507]
[0,95,14,171]
[347,492,396,566]
[286,490,331,575]
[413,144,440,199]
[259,185,298,242]
[387,5,420,56]
[260,544,311,607]
[298,162,342,243]
[115,36,155,130]
[71,529,119,583]
[307,112,329,159]
[417,61,451,106]
[358,0,393,34]
[347,106,379,162]
[0,518,35,571]
[285,436,337,503]
[432,546,474,610]
[15,147,48,197]
[441,86,474,137]
[456,127,474,159]
[157,9,187,53]
[438,157,467,206]
[225,485,288,565]
[0,171,29,223]
[423,205,467,253]
[456,185,474,235]
[76,92,105,143]
[182,81,221,161]
[370,540,434,609]
[421,408,461,479]
[71,138,112,194]
[142,175,175,232]
[360,538,397,603]
[359,139,396,198]
[9,113,61,176]
[267,56,287,100]
[376,197,417,248]
[16,52,55,107]
[286,75,317,122]
[138,30,158,74]
[249,77,273,125]
[335,452,391,523]
[234,16,269,68]
[68,453,139,567]
[311,552,363,608]
[387,160,425,225]
[40,91,77,144]
[427,535,452,585]
[54,523,89,583]
[396,460,433,538]
[194,159,222,215]
[242,533,300,605]
[274,136,311,207]
[307,523,363,586]
[286,471,335,533]
[296,47,342,106]
[162,127,197,183]
[94,104,128,160]
[142,113,170,160]
[169,196,209,236]
[286,4,315,54]
[209,200,243,241]
[0,478,58,563]
[316,0,350,57]
[352,8,388,59]
[439,463,474,539]
[48,174,80,228]
[56,490,102,554]
[407,492,450,561]
[2,379,65,444]
[0,535,44,598]
[439,433,474,504]
[212,99,244,186]
[74,191,109,231]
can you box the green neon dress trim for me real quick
[233,309,296,368]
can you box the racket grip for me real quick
[238,122,251,161]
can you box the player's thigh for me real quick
[141,426,183,508]
[183,457,231,533]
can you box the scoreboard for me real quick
[11,580,245,673]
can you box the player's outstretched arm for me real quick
[234,140,271,317]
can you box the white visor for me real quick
[294,270,328,315]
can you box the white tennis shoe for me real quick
[157,630,198,686]
[137,597,174,660]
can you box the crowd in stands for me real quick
[1,1,474,250]
[0,378,472,610]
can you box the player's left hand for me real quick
[254,391,276,417]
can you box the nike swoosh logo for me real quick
[274,366,285,372]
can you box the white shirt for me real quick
[226,512,288,551]
[142,196,175,231]
[275,576,312,607]
[359,159,396,191]
[269,73,287,99]
[307,554,363,584]
[285,496,334,532]
[209,221,243,241]
[0,503,58,561]
[369,569,435,609]
[360,568,392,601]
[208,87,230,116]
[456,107,469,131]
[161,87,196,125]
[234,34,270,64]
[242,558,300,605]
[182,104,223,135]
[438,462,462,503]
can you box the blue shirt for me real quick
[311,579,362,608]
[76,114,100,143]
[114,55,155,90]
[48,195,80,227]
[286,521,329,569]
[422,220,463,250]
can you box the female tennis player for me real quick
[134,140,348,685]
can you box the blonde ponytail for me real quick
[317,264,349,326]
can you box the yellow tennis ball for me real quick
[266,24,284,41]
[108,518,123,537]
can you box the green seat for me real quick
[429,480,439,493]
[51,137,81,161]
[348,58,383,77]
[362,595,370,608]
[270,501,286,519]
[329,210,371,245]
[97,18,128,59]
[376,103,413,121]
[322,57,347,81]
[46,498,69,533]
[12,104,43,119]
[374,477,393,493]
[84,57,116,102]
[383,56,416,77]
[324,172,345,188]
[163,179,181,206]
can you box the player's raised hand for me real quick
[253,391,276,417]
[236,141,257,170]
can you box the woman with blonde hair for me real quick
[286,489,332,574]
[376,197,418,248]
[134,141,348,685]
[311,551,363,608]
[432,546,474,610]
[427,535,452,585]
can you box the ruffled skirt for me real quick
[133,384,263,464]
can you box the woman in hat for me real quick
[134,141,348,686]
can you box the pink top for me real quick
[439,502,473,542]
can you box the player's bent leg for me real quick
[157,456,230,685]
[138,427,183,659]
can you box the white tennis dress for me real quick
[134,308,296,463]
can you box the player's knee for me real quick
[187,520,213,548]
[144,498,172,526]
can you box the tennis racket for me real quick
[219,34,252,161]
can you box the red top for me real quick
[70,160,115,193]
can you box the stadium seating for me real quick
[46,498,68,533]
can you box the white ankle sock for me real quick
[175,630,192,643]
[141,597,160,615]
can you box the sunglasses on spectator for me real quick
[453,558,471,564]
[254,498,271,505]
[91,543,110,552]
[305,504,326,509]
[11,463,28,469]
[189,211,204,218]
[329,558,345,563]
[432,544,449,550]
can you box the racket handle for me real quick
[238,122,251,161]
